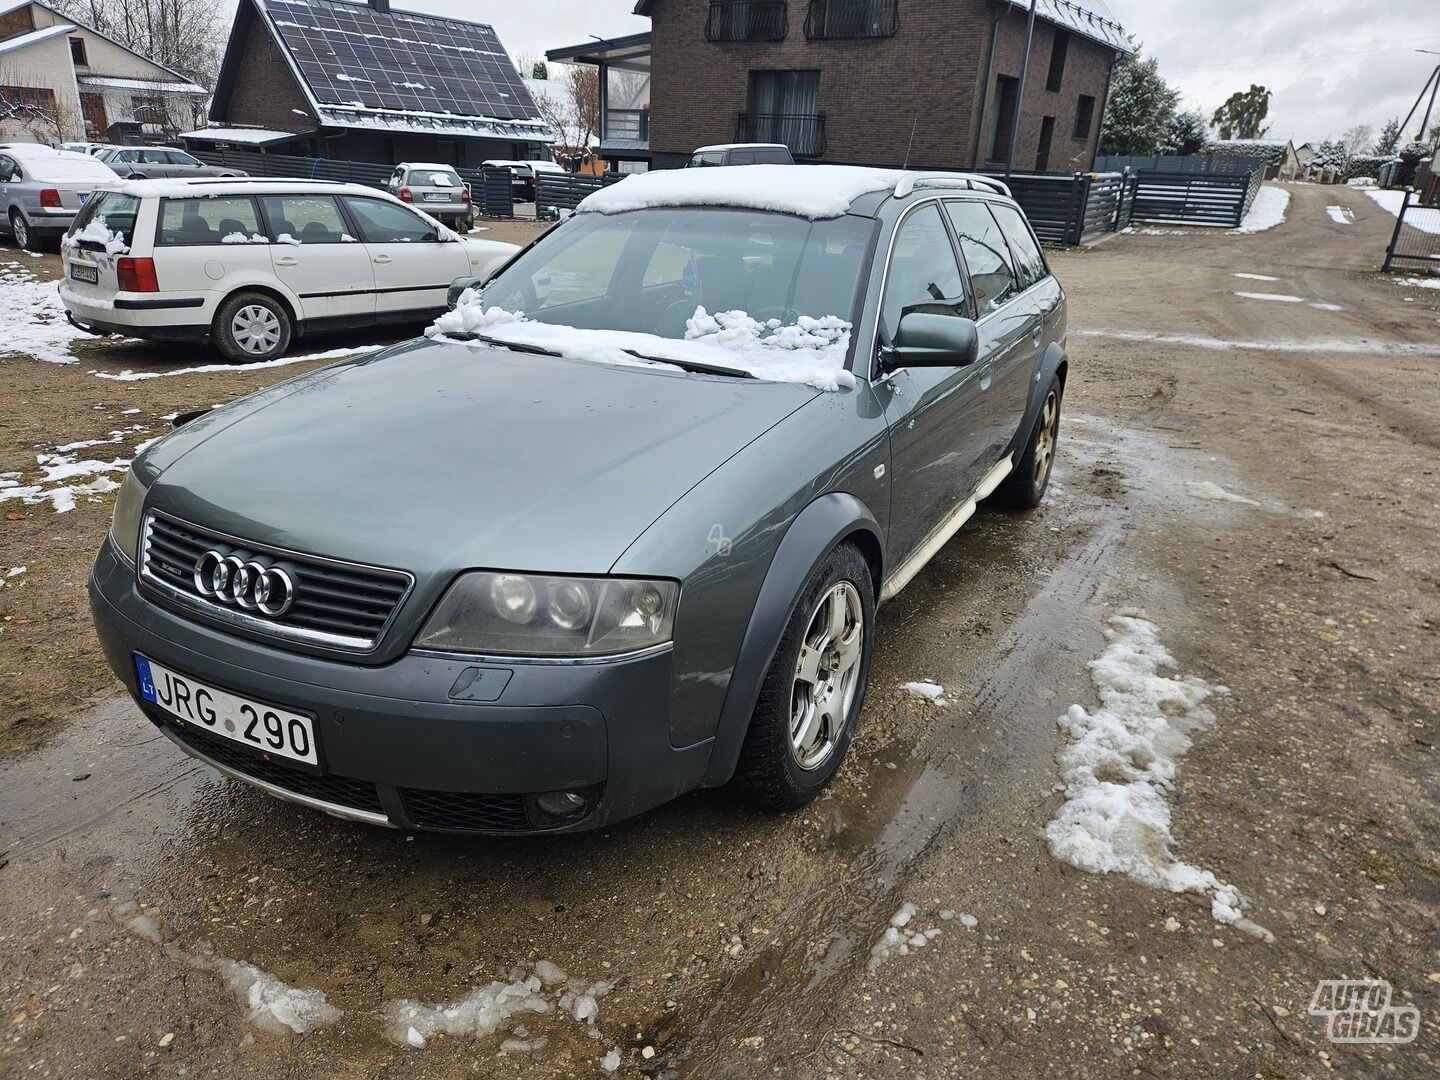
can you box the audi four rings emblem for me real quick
[193,550,295,617]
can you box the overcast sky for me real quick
[291,1,1440,146]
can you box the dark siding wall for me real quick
[647,0,1116,172]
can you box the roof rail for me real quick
[892,172,1012,200]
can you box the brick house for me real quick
[636,0,1128,172]
[195,0,551,167]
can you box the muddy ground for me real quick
[1,184,1437,1079]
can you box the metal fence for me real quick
[1095,154,1267,177]
[1382,188,1440,272]
[1128,169,1264,228]
[534,172,622,212]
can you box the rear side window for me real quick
[0,155,15,182]
[754,149,792,164]
[341,197,434,243]
[989,203,1048,289]
[158,196,263,246]
[728,150,756,165]
[881,203,967,338]
[944,201,1020,315]
[70,190,139,242]
[260,195,352,244]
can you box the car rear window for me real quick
[69,191,139,247]
[411,168,461,187]
[158,197,263,246]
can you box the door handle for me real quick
[373,254,392,264]
[1031,324,1042,344]
[274,256,297,267]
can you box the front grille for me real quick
[400,787,533,831]
[164,718,385,815]
[139,512,412,652]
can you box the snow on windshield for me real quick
[576,165,902,220]
[429,300,856,392]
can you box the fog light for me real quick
[535,790,588,819]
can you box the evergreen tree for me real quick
[1098,43,1180,157]
[1373,117,1402,155]
[1161,109,1209,155]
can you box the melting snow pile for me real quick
[382,960,613,1049]
[1,448,132,513]
[1045,613,1253,927]
[1367,189,1440,235]
[1395,276,1440,290]
[1186,480,1260,507]
[901,680,947,706]
[62,220,128,254]
[430,302,856,391]
[575,164,903,220]
[1234,187,1290,234]
[0,261,114,365]
[867,903,944,971]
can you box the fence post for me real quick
[1066,173,1089,245]
[1382,188,1412,273]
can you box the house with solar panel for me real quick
[191,0,553,169]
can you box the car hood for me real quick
[144,338,820,576]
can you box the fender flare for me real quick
[1007,342,1069,459]
[701,491,883,788]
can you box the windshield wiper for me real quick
[444,331,562,357]
[621,349,755,379]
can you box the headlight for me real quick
[109,469,148,565]
[416,572,678,657]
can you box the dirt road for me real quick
[2,185,1437,1078]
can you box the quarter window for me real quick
[944,201,1020,314]
[0,155,15,182]
[261,195,352,244]
[158,197,263,246]
[881,203,967,339]
[989,203,1049,290]
[341,197,436,243]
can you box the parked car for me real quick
[0,145,119,250]
[95,145,248,179]
[385,162,473,229]
[687,143,795,167]
[481,158,567,202]
[88,166,1066,835]
[59,141,115,157]
[59,178,517,361]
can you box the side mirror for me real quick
[886,312,980,370]
[447,275,486,310]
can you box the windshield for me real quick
[481,207,874,342]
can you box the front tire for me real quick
[213,291,292,363]
[733,542,875,810]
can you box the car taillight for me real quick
[460,186,471,203]
[39,188,61,208]
[399,187,413,202]
[117,257,159,293]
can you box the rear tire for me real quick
[10,211,33,251]
[733,542,875,810]
[213,291,292,364]
[991,376,1062,510]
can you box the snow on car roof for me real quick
[576,165,903,220]
[402,162,461,171]
[693,143,788,152]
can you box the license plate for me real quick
[423,192,449,201]
[69,262,98,283]
[135,655,319,766]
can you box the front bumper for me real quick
[89,540,713,834]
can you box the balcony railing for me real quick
[736,112,826,157]
[604,108,649,144]
[804,0,898,39]
[706,1,788,42]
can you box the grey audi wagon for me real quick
[90,165,1068,834]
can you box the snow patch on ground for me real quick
[1232,273,1279,282]
[577,164,902,220]
[93,344,384,381]
[1234,186,1290,234]
[1325,206,1354,225]
[1045,613,1249,926]
[382,961,613,1049]
[901,680,947,706]
[1187,480,1260,506]
[1233,291,1304,303]
[1,566,25,585]
[430,302,855,392]
[1394,276,1440,290]
[867,903,944,971]
[601,1046,622,1072]
[1367,189,1440,235]
[0,261,131,365]
[0,448,132,514]
[1071,327,1440,358]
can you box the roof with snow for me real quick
[212,0,552,143]
[1003,0,1130,53]
[0,22,74,56]
[179,126,302,145]
[577,165,905,220]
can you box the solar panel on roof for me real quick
[262,0,540,121]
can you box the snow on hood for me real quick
[428,301,856,391]
[575,165,902,220]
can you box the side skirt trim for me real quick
[879,455,1014,603]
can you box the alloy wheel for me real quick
[1034,389,1059,484]
[231,304,281,356]
[11,214,28,249]
[790,580,864,771]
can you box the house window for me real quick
[0,85,58,116]
[1046,30,1068,92]
[804,0,898,39]
[988,74,1018,163]
[1036,115,1055,173]
[744,70,823,155]
[69,37,88,66]
[706,1,788,42]
[1073,94,1095,139]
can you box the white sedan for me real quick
[58,179,517,362]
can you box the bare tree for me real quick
[1340,123,1374,156]
[528,65,600,168]
[51,0,226,91]
[0,62,82,143]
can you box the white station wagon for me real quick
[59,179,517,362]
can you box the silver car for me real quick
[0,145,119,251]
[96,146,248,180]
[387,162,473,229]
